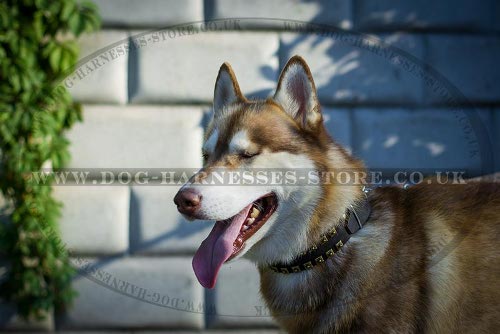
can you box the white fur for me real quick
[228,130,251,154]
[242,151,321,264]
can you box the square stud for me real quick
[270,266,279,272]
[315,256,325,263]
[280,268,290,274]
[329,228,337,236]
[321,235,329,243]
[291,266,301,273]
[336,240,344,249]
[304,261,313,269]
[326,249,335,257]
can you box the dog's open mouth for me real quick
[229,193,278,260]
[192,193,278,289]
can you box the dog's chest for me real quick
[260,264,355,333]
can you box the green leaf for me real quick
[68,12,82,36]
[33,13,44,39]
[10,73,21,92]
[60,1,75,21]
[49,45,62,72]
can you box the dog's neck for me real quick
[305,145,367,252]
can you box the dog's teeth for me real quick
[246,217,255,225]
[250,207,260,218]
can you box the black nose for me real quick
[173,188,202,217]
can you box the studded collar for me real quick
[268,195,372,274]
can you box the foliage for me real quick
[0,0,100,319]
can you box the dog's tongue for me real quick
[193,204,252,289]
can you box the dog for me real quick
[174,55,500,333]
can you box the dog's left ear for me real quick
[274,55,322,130]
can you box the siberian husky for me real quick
[174,56,500,333]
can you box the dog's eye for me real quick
[202,152,209,160]
[239,151,259,159]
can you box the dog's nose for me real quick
[174,188,202,217]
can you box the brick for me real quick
[426,35,500,103]
[129,31,279,103]
[351,108,493,177]
[280,33,424,104]
[58,257,204,329]
[323,107,352,152]
[130,186,215,254]
[209,0,352,29]
[207,260,277,328]
[53,186,130,255]
[354,0,492,31]
[0,302,54,331]
[91,0,203,28]
[67,105,205,169]
[68,31,128,104]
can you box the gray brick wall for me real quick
[2,0,499,332]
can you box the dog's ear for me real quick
[274,55,322,130]
[213,62,244,117]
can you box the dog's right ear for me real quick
[274,55,321,131]
[213,62,244,117]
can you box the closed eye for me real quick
[239,151,259,159]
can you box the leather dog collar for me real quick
[268,196,371,274]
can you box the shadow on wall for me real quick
[280,4,495,177]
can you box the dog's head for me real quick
[174,56,360,288]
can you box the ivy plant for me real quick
[0,0,100,319]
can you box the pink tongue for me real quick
[192,204,252,289]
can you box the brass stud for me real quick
[329,228,337,236]
[336,240,344,249]
[291,266,301,273]
[326,249,335,257]
[270,266,279,272]
[304,261,313,269]
[311,245,317,251]
[315,256,325,263]
[280,268,289,274]
[321,235,329,243]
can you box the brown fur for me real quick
[259,182,500,333]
